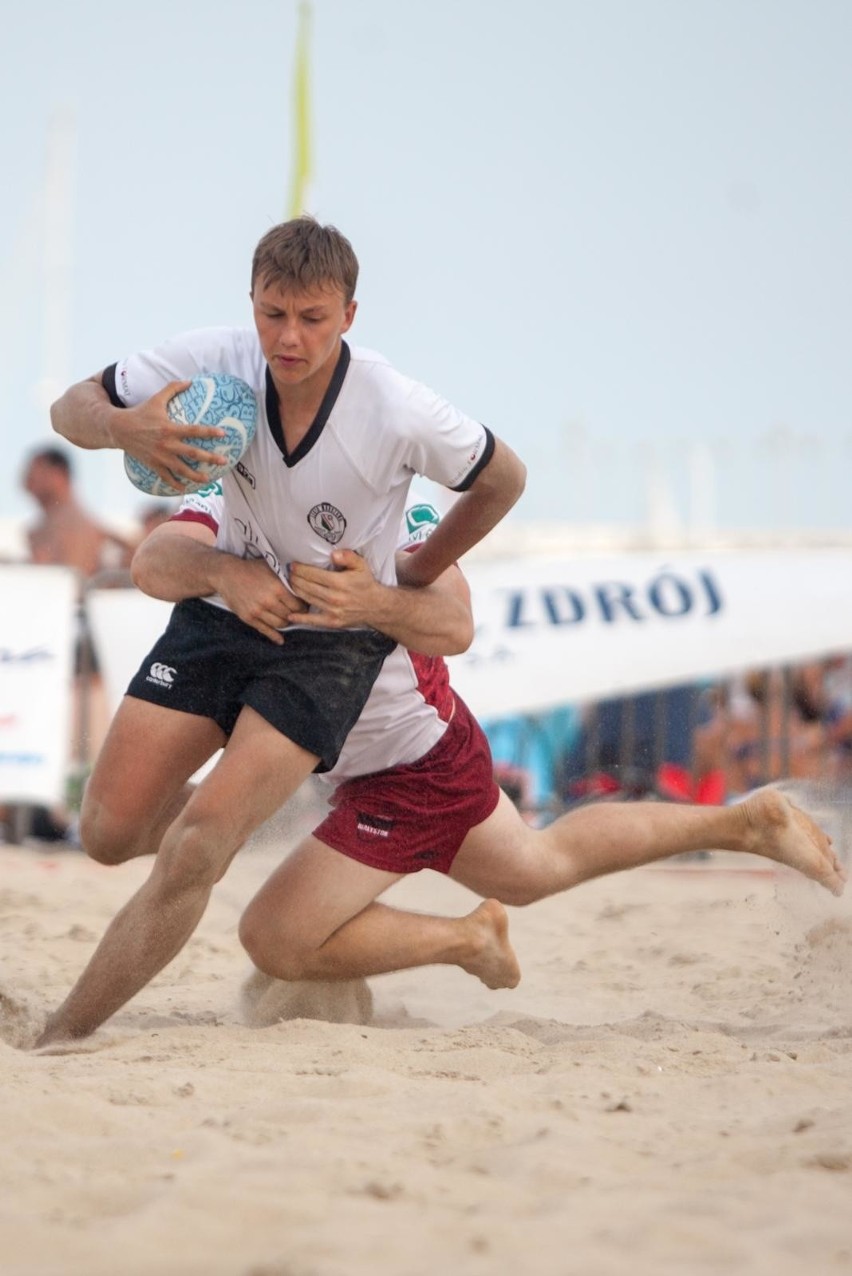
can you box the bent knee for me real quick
[153,817,235,896]
[494,885,539,908]
[486,874,550,908]
[238,906,314,980]
[78,802,139,866]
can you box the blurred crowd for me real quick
[692,659,852,799]
[493,660,852,823]
[543,658,852,816]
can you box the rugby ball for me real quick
[123,373,258,497]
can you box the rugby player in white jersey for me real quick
[37,486,844,1043]
[37,218,526,1047]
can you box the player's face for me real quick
[252,280,356,392]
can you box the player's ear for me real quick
[341,300,357,333]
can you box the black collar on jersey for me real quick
[265,340,351,467]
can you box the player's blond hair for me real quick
[251,217,359,303]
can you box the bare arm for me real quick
[132,520,306,644]
[51,373,230,486]
[289,549,474,655]
[134,521,474,655]
[397,436,526,588]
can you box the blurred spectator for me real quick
[137,499,178,542]
[695,668,827,800]
[690,684,733,801]
[791,656,852,781]
[17,445,136,842]
[22,446,135,583]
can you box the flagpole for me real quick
[287,0,313,218]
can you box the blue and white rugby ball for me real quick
[124,373,258,497]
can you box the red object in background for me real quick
[566,771,623,800]
[657,762,726,805]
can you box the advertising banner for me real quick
[84,548,852,731]
[448,548,852,718]
[0,566,77,804]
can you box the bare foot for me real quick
[740,787,847,896]
[459,899,521,989]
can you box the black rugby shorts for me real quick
[125,598,395,772]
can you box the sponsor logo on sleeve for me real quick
[448,439,485,487]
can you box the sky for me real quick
[3,0,852,538]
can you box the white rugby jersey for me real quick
[105,327,493,631]
[174,488,454,782]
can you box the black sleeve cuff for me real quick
[450,426,495,492]
[102,363,126,408]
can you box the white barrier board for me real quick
[85,548,852,736]
[0,566,77,804]
[85,589,174,717]
[448,547,852,717]
[86,590,220,781]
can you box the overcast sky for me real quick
[3,0,851,536]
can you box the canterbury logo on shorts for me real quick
[146,662,177,688]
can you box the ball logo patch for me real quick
[308,502,347,545]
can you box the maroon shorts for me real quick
[313,694,500,875]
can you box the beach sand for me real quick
[2,798,852,1276]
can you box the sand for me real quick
[2,796,852,1276]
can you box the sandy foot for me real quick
[459,899,521,990]
[741,787,847,896]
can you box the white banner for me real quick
[0,566,77,804]
[83,548,852,732]
[85,589,173,717]
[448,548,852,718]
[86,590,221,782]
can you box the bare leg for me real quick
[79,696,224,864]
[450,787,846,905]
[240,787,842,994]
[239,837,521,990]
[35,708,318,1047]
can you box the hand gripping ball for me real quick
[124,373,258,497]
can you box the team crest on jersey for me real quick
[308,502,347,544]
[405,503,440,543]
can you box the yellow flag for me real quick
[287,1,313,218]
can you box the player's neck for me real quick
[273,342,342,443]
